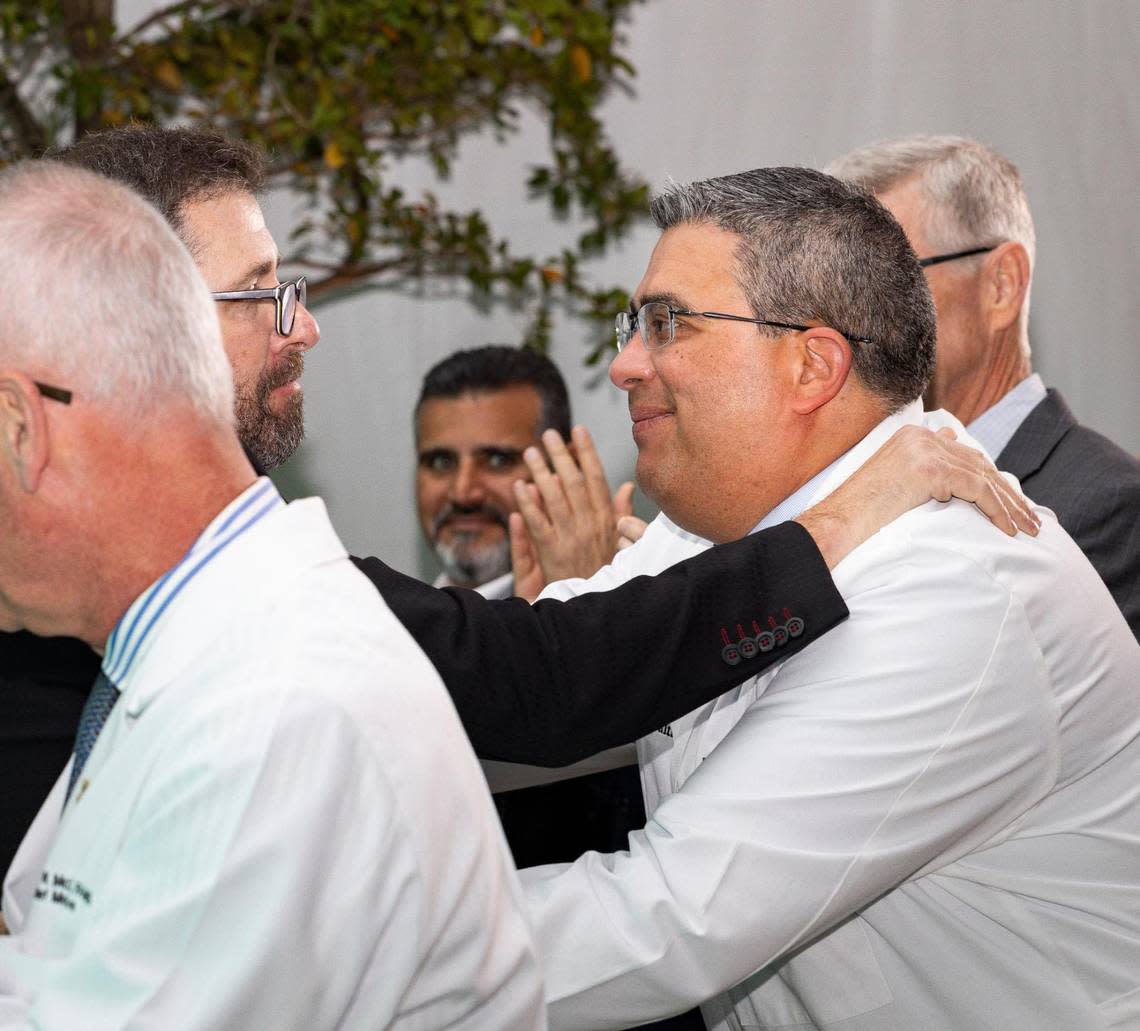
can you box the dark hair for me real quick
[415,346,572,439]
[651,166,936,411]
[53,125,266,242]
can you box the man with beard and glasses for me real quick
[0,125,1036,885]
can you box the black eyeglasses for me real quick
[35,381,72,404]
[917,246,996,269]
[211,275,307,336]
[615,301,874,353]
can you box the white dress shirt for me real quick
[433,569,515,599]
[525,404,1140,1031]
[1,482,545,1031]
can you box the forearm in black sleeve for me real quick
[353,519,847,765]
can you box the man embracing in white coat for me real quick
[522,167,1140,1031]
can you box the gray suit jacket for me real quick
[997,388,1140,639]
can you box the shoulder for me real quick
[1048,419,1140,481]
[834,498,1069,609]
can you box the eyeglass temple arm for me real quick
[692,311,872,347]
[35,381,72,404]
[917,246,996,268]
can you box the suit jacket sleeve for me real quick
[353,520,848,765]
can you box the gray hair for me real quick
[0,161,233,423]
[651,167,936,411]
[826,135,1036,270]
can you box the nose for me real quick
[609,331,655,392]
[274,301,320,356]
[449,456,485,506]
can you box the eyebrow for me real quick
[417,445,527,462]
[223,255,279,292]
[630,290,691,313]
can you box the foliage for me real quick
[0,0,649,358]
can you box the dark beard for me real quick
[234,354,305,471]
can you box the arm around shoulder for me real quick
[355,522,847,765]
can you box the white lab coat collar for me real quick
[120,497,345,719]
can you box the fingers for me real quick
[613,481,635,519]
[513,477,552,543]
[539,429,592,520]
[566,425,614,515]
[920,433,1040,537]
[962,474,1017,536]
[509,511,533,575]
[995,476,1039,535]
[522,442,572,528]
[616,514,648,550]
[509,511,544,603]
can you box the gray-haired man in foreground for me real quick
[0,161,543,1030]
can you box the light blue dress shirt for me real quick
[966,372,1046,459]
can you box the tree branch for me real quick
[116,0,220,45]
[0,64,48,156]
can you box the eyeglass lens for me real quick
[615,302,674,351]
[280,278,306,336]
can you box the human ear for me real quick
[791,329,852,415]
[0,372,49,493]
[984,242,1031,332]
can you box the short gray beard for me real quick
[435,534,511,588]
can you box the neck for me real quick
[935,326,1031,425]
[687,392,886,543]
[30,411,257,651]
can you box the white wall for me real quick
[124,0,1140,578]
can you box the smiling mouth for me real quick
[443,515,499,529]
[630,410,674,439]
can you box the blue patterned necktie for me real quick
[66,671,121,803]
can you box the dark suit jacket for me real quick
[354,520,847,765]
[0,632,100,872]
[1,520,846,872]
[997,388,1140,639]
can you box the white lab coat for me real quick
[525,405,1140,1031]
[1,492,545,1031]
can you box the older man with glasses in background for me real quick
[829,135,1140,637]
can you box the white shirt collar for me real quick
[102,478,285,693]
[750,399,927,531]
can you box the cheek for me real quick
[416,477,448,522]
[485,472,524,512]
[220,324,272,387]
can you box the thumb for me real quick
[509,511,535,578]
[612,480,636,519]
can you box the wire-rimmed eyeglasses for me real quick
[615,301,875,353]
[917,246,996,269]
[212,275,307,336]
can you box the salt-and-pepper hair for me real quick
[0,161,234,424]
[651,167,936,412]
[826,135,1037,270]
